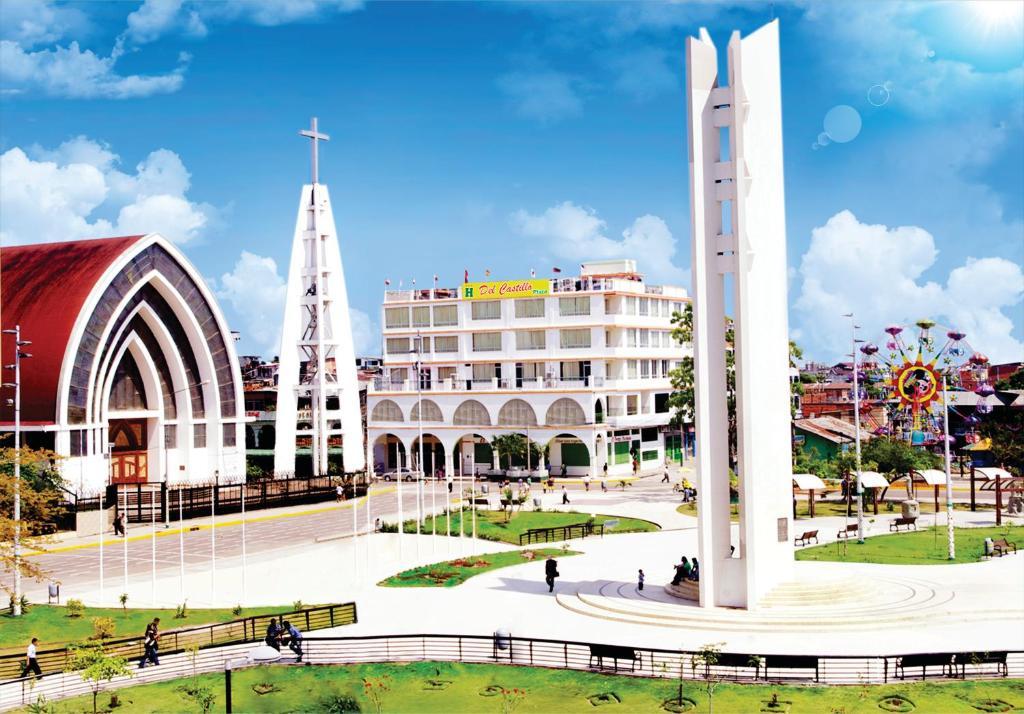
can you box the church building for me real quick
[0,234,246,495]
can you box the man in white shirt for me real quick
[22,638,42,680]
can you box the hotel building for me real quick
[366,260,691,479]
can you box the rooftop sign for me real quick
[462,279,548,300]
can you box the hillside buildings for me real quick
[366,260,691,478]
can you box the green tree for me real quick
[994,369,1024,391]
[66,643,131,714]
[0,439,65,598]
[979,406,1024,475]
[489,434,542,470]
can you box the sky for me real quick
[1,0,1022,365]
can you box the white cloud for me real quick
[497,70,583,123]
[794,210,1024,363]
[0,0,89,47]
[512,201,689,286]
[0,39,186,98]
[1,136,216,246]
[607,47,677,102]
[216,250,377,357]
[124,0,184,45]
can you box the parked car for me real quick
[374,469,423,482]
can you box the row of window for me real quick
[386,294,685,330]
[66,423,236,456]
[385,329,594,354]
[620,329,681,349]
[371,397,588,427]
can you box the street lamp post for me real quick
[2,325,32,616]
[414,333,425,555]
[941,376,955,559]
[843,314,865,543]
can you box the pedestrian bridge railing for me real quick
[1,632,1020,711]
[0,603,357,682]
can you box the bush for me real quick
[378,522,398,533]
[175,601,188,619]
[292,600,305,611]
[232,604,243,616]
[90,616,116,640]
[319,691,362,713]
[66,599,85,618]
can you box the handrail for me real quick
[518,522,603,545]
[0,603,357,681]
[2,633,1018,711]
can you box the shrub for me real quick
[90,617,116,640]
[175,601,188,619]
[118,593,128,615]
[292,600,305,611]
[66,599,85,618]
[319,691,362,713]
[232,604,243,616]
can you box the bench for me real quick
[471,497,490,507]
[763,654,819,682]
[836,523,859,539]
[794,530,818,547]
[992,538,1017,557]
[588,643,640,672]
[954,651,1009,678]
[889,517,917,532]
[894,653,954,680]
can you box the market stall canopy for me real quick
[793,473,827,490]
[859,471,889,488]
[917,469,947,486]
[974,466,1012,480]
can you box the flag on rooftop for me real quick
[552,266,562,273]
[485,269,491,277]
[384,278,391,286]
[464,269,469,283]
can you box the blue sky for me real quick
[2,0,1022,363]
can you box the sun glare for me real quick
[968,0,1024,36]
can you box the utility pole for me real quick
[843,314,865,543]
[2,325,32,616]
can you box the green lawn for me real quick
[676,502,740,522]
[379,548,580,587]
[21,661,1024,713]
[0,604,287,653]
[796,524,1023,565]
[386,509,659,543]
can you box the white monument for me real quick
[275,118,366,477]
[686,21,794,609]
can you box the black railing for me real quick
[0,603,356,681]
[519,522,604,545]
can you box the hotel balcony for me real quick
[369,376,672,395]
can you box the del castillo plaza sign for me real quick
[462,279,549,300]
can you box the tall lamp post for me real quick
[2,325,32,617]
[413,332,425,556]
[843,314,865,543]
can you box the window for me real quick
[453,399,491,425]
[471,300,501,320]
[385,307,410,328]
[437,366,457,382]
[560,329,591,349]
[625,296,636,315]
[639,297,649,316]
[516,330,546,350]
[641,360,650,378]
[434,335,459,352]
[223,424,236,447]
[628,360,638,379]
[411,305,430,327]
[164,425,176,449]
[412,335,430,353]
[560,361,581,379]
[389,368,408,384]
[386,337,410,354]
[559,296,590,316]
[515,299,545,318]
[627,329,638,348]
[520,362,542,379]
[410,399,442,421]
[498,399,538,426]
[472,332,502,351]
[371,400,404,422]
[70,429,86,457]
[672,301,683,314]
[472,363,497,380]
[545,398,586,426]
[433,304,458,326]
[194,423,207,448]
[662,360,669,376]
[639,330,649,347]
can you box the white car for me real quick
[374,469,423,482]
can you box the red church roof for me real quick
[1,236,146,424]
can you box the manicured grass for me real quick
[379,548,580,587]
[676,502,739,522]
[0,604,287,653]
[388,509,659,543]
[22,661,1024,713]
[796,524,1024,565]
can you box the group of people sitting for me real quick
[671,556,700,585]
[265,618,304,661]
[675,479,697,502]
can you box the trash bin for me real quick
[901,500,920,519]
[493,628,511,655]
[533,497,541,508]
[984,537,994,556]
[481,484,489,494]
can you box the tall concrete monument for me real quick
[275,118,366,477]
[686,21,794,609]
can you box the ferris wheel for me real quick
[861,319,991,446]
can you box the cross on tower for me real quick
[299,116,330,184]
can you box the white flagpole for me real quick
[241,477,247,605]
[178,485,184,603]
[210,475,217,606]
[122,484,128,595]
[942,376,956,560]
[150,486,156,606]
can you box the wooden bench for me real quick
[836,523,859,539]
[894,652,954,680]
[763,654,819,682]
[889,517,917,532]
[588,643,640,672]
[794,530,818,547]
[992,538,1017,557]
[954,651,1009,677]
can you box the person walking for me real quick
[660,470,670,484]
[583,476,590,492]
[282,620,303,661]
[637,569,645,592]
[113,512,126,537]
[265,618,282,651]
[544,556,559,593]
[602,462,608,480]
[336,483,345,502]
[561,486,570,505]
[138,619,161,668]
[600,479,607,493]
[21,638,42,680]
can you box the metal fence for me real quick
[519,522,604,545]
[3,632,1018,711]
[0,603,356,681]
